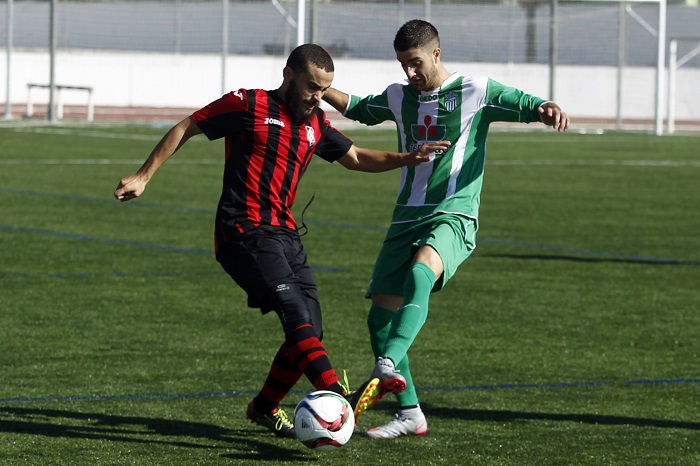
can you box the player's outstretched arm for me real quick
[338,140,451,173]
[114,116,202,202]
[323,88,350,114]
[538,102,570,132]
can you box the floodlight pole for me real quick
[175,0,182,54]
[48,0,57,123]
[548,0,558,101]
[3,0,12,120]
[310,0,317,43]
[654,0,666,136]
[296,0,305,46]
[616,3,625,129]
[221,0,228,95]
[667,40,677,134]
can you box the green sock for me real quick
[366,305,394,358]
[395,353,420,407]
[384,262,435,368]
[368,305,420,406]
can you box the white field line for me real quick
[488,159,700,168]
[2,158,699,167]
[5,126,636,144]
[11,127,162,140]
[5,127,698,167]
[0,159,221,165]
[9,126,207,141]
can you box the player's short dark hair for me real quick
[286,44,335,74]
[394,19,440,52]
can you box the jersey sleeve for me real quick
[191,89,249,140]
[343,87,397,126]
[483,78,546,123]
[313,112,354,163]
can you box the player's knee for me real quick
[270,280,315,331]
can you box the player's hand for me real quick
[538,102,570,132]
[407,140,452,166]
[114,174,148,202]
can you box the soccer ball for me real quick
[294,390,355,450]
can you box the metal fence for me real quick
[2,0,699,66]
[2,0,700,131]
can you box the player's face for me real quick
[396,46,441,92]
[286,64,333,123]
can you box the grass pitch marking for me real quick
[2,188,697,266]
[3,158,698,168]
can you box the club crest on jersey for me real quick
[444,91,457,113]
[305,125,316,146]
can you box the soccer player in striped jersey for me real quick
[114,43,450,438]
[323,20,570,439]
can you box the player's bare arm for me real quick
[338,140,451,172]
[322,88,350,114]
[114,116,202,202]
[538,102,570,132]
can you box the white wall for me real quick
[3,49,700,124]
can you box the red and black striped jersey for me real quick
[191,88,353,241]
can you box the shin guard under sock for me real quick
[384,262,435,366]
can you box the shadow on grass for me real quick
[480,252,699,266]
[0,406,311,462]
[420,404,700,430]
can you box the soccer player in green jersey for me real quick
[323,19,570,439]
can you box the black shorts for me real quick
[216,225,322,336]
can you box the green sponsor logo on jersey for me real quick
[411,115,446,141]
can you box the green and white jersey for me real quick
[344,73,546,226]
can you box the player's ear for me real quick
[433,47,441,63]
[283,66,294,82]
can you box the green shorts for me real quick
[366,213,477,297]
